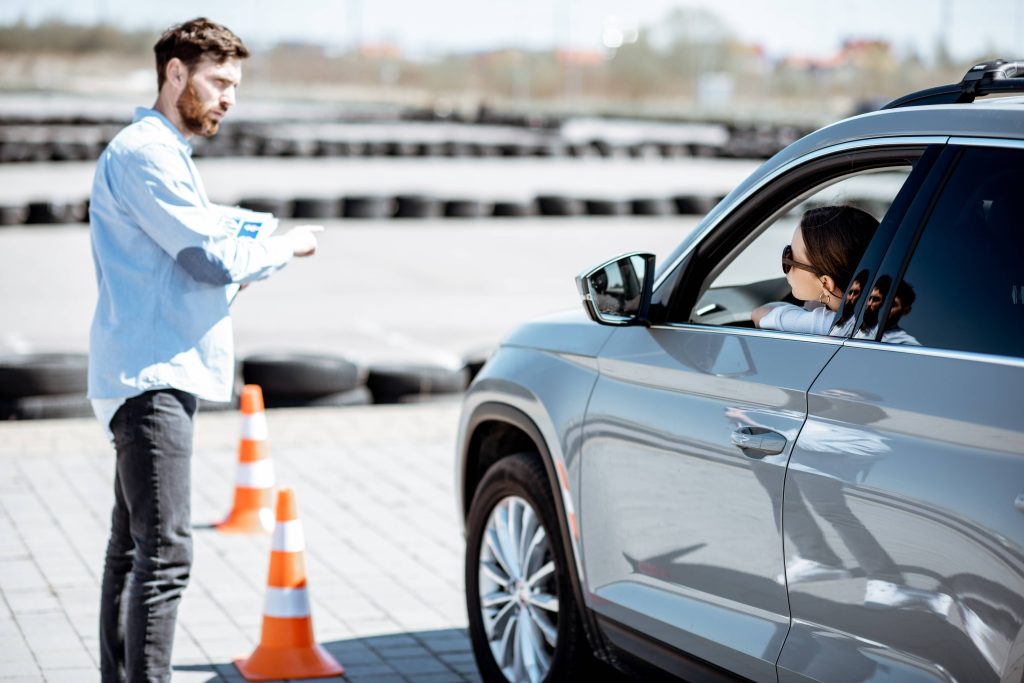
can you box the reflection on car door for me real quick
[579,324,840,682]
[778,144,1024,683]
[778,348,1024,683]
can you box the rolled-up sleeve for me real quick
[759,303,832,335]
[114,143,292,285]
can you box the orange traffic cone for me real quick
[217,385,275,534]
[235,488,344,681]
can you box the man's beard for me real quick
[176,79,221,137]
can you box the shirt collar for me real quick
[133,107,193,155]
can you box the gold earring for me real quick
[819,290,831,306]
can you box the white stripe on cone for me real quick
[263,586,311,618]
[234,459,275,488]
[241,413,268,441]
[272,519,306,553]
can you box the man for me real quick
[88,18,321,682]
[858,276,920,345]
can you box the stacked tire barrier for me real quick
[0,115,812,165]
[0,192,723,226]
[0,350,491,420]
[0,354,93,420]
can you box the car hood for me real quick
[501,308,615,357]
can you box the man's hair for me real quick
[154,18,249,90]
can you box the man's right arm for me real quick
[114,143,317,285]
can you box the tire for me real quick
[264,386,373,409]
[492,201,535,218]
[442,141,472,157]
[26,201,87,225]
[498,144,526,157]
[385,141,419,157]
[0,353,88,399]
[0,204,29,226]
[583,199,629,216]
[239,197,292,217]
[343,196,394,219]
[291,197,340,219]
[536,196,583,217]
[672,195,718,216]
[0,393,93,420]
[444,199,489,219]
[394,195,441,219]
[241,353,364,399]
[365,363,468,404]
[465,454,593,682]
[630,198,674,217]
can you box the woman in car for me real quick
[753,205,879,335]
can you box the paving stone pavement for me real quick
[0,400,483,682]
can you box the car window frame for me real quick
[650,140,944,335]
[856,139,1024,361]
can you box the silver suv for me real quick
[456,61,1024,683]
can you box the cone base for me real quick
[234,643,344,681]
[216,507,274,534]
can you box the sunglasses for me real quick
[782,244,821,276]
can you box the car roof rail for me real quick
[881,59,1024,109]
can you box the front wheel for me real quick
[465,453,592,683]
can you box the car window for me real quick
[867,146,1024,357]
[690,168,913,330]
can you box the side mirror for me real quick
[575,252,655,326]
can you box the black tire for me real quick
[25,201,87,225]
[498,144,526,157]
[197,397,238,413]
[0,393,93,420]
[291,197,340,219]
[394,195,441,219]
[0,354,88,399]
[385,141,419,157]
[239,197,292,217]
[583,199,629,216]
[0,204,28,226]
[442,141,472,157]
[241,353,364,399]
[465,454,594,682]
[444,199,489,219]
[343,195,394,219]
[536,195,583,217]
[365,363,468,404]
[672,195,718,216]
[492,201,535,218]
[630,198,674,217]
[416,142,446,157]
[265,385,373,408]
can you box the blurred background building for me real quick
[0,0,1019,123]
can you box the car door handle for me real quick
[731,427,787,457]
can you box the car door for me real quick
[778,143,1024,683]
[578,142,938,681]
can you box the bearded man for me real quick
[88,18,321,682]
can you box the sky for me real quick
[0,0,1021,62]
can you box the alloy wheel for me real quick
[477,495,560,683]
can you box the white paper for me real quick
[217,206,279,304]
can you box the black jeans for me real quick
[100,389,197,683]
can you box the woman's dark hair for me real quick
[800,205,880,292]
[154,18,249,90]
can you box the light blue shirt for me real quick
[88,107,293,413]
